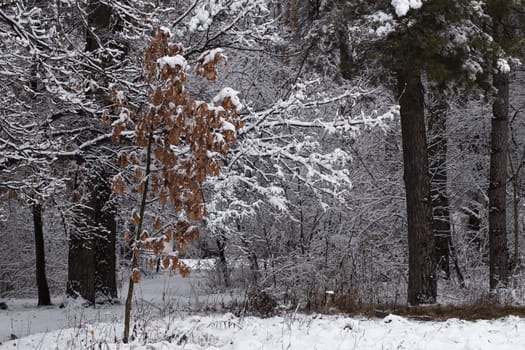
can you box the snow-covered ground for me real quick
[2,311,525,349]
[2,261,525,349]
[0,260,227,344]
[0,276,204,342]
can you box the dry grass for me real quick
[300,291,525,321]
[337,302,525,321]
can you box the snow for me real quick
[188,6,213,32]
[370,11,393,23]
[497,58,511,74]
[157,55,188,71]
[0,264,212,344]
[3,308,525,349]
[391,0,424,17]
[112,108,131,126]
[3,266,525,349]
[159,26,172,37]
[463,58,483,80]
[368,11,395,36]
[213,87,243,111]
[198,48,224,65]
[221,119,236,132]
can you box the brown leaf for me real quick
[177,261,191,277]
[133,247,140,260]
[153,216,162,231]
[101,112,112,126]
[162,256,171,269]
[185,226,200,241]
[139,230,149,241]
[117,152,128,167]
[131,269,141,283]
[132,210,140,225]
[135,167,143,181]
[165,227,173,241]
[112,175,125,195]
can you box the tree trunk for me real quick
[123,132,153,343]
[488,71,509,290]
[67,166,117,303]
[67,190,96,303]
[488,7,509,290]
[427,87,451,278]
[94,169,118,301]
[66,0,118,303]
[338,27,353,80]
[397,68,436,305]
[86,1,118,301]
[216,234,231,287]
[86,1,112,52]
[285,0,298,30]
[512,179,520,270]
[33,203,51,306]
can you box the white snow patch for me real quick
[188,6,213,32]
[112,108,131,126]
[391,0,424,17]
[370,11,393,23]
[159,26,172,36]
[213,87,242,111]
[463,58,483,80]
[157,55,187,71]
[198,48,224,65]
[367,10,395,36]
[221,119,236,133]
[497,58,511,74]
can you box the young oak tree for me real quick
[109,27,242,343]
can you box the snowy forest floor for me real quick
[2,262,525,349]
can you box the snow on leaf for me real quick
[213,87,242,111]
[157,55,188,71]
[198,48,225,65]
[221,120,236,133]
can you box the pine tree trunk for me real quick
[488,70,509,289]
[33,203,51,306]
[397,68,436,305]
[512,178,520,270]
[488,6,509,290]
[427,88,451,278]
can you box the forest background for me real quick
[1,0,525,321]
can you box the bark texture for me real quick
[427,88,451,278]
[398,68,436,305]
[94,171,118,300]
[67,168,117,303]
[67,210,96,302]
[33,203,51,306]
[488,4,509,290]
[66,0,118,303]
